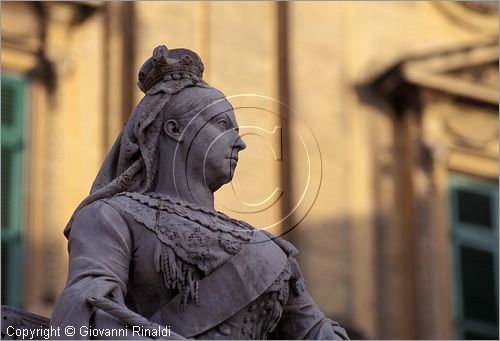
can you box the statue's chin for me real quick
[208,172,234,193]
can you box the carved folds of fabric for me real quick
[103,192,254,305]
[103,192,305,308]
[230,264,294,339]
[261,230,305,297]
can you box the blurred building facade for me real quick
[1,1,498,339]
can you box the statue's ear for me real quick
[163,119,184,142]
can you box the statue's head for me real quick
[63,45,247,237]
[134,45,246,193]
[75,46,245,211]
[158,86,246,192]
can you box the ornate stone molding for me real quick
[433,2,498,32]
[459,2,499,15]
[445,110,497,150]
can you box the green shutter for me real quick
[450,176,499,340]
[1,73,26,307]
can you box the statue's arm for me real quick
[50,201,181,339]
[270,277,349,340]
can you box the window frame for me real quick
[449,175,499,339]
[1,72,27,307]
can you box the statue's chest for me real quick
[105,193,254,274]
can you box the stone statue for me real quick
[12,46,349,340]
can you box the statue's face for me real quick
[183,99,246,192]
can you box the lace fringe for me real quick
[288,257,305,296]
[160,245,200,306]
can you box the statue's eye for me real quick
[217,119,228,130]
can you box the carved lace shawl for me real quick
[103,192,304,307]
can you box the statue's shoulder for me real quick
[259,230,299,257]
[104,191,147,205]
[104,192,181,212]
[100,192,217,238]
[101,192,164,216]
[100,192,255,276]
[102,192,192,222]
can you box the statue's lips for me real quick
[226,156,238,163]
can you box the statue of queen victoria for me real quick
[47,46,349,340]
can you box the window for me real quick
[449,176,499,339]
[1,74,27,307]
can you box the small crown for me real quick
[137,45,205,93]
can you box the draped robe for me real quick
[51,192,348,340]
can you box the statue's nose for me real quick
[234,135,246,151]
